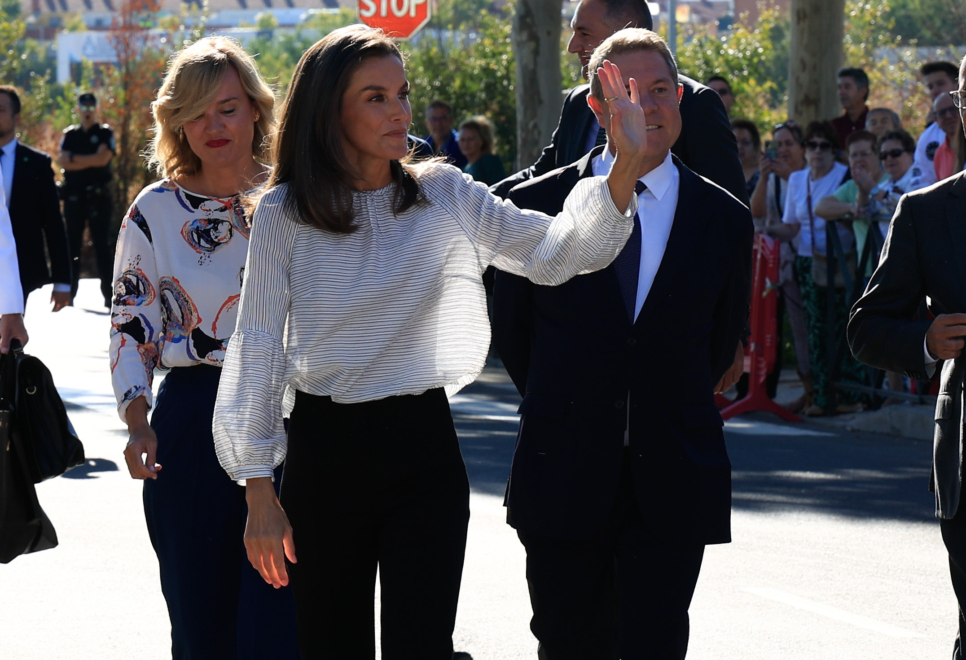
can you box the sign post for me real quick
[359,0,432,40]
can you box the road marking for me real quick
[725,420,835,437]
[743,587,924,638]
[455,413,520,423]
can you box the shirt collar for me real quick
[2,137,16,155]
[595,149,675,201]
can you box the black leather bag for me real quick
[1,340,85,483]
[0,391,58,563]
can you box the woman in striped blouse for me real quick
[213,24,648,658]
[111,38,298,658]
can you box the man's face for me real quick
[838,76,866,110]
[568,0,617,79]
[934,92,961,137]
[848,139,880,178]
[590,49,683,170]
[77,101,97,124]
[707,80,734,113]
[0,93,17,141]
[424,107,452,139]
[923,71,956,101]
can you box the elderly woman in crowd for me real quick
[750,121,808,410]
[768,120,864,415]
[110,37,298,659]
[457,115,506,186]
[212,24,646,658]
[933,92,966,181]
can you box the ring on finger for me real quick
[604,96,619,102]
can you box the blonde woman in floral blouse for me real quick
[109,37,298,659]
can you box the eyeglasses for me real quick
[79,105,96,112]
[879,148,909,160]
[804,140,833,152]
[951,90,965,109]
[937,105,960,120]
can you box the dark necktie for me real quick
[612,180,646,321]
[594,124,607,149]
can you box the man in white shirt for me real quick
[911,61,961,189]
[0,166,27,353]
[492,29,753,659]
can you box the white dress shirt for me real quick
[0,137,15,207]
[593,148,680,321]
[0,168,23,314]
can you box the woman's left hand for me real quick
[596,60,648,165]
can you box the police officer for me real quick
[58,92,115,307]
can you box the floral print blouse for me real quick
[110,179,251,423]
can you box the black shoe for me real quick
[453,654,473,660]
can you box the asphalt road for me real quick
[0,282,956,659]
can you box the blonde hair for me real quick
[147,37,275,178]
[458,115,496,154]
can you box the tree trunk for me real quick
[512,0,563,168]
[788,0,845,126]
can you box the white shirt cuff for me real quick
[924,335,938,378]
[52,283,71,293]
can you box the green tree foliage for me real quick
[401,0,517,167]
[673,6,790,132]
[888,0,966,48]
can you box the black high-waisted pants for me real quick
[281,387,471,659]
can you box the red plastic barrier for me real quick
[719,233,801,422]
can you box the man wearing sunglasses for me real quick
[850,56,966,660]
[58,92,115,308]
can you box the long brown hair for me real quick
[268,24,422,234]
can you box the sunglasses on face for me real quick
[951,90,965,109]
[804,140,833,152]
[79,105,96,112]
[879,148,908,160]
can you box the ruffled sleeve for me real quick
[213,186,298,481]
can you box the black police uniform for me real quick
[60,122,115,302]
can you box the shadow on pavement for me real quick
[728,414,934,523]
[455,369,936,523]
[61,458,120,479]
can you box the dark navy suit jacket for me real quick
[493,148,753,545]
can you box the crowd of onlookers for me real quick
[713,61,965,415]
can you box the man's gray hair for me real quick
[588,28,678,103]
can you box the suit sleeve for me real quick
[490,89,580,199]
[848,195,933,381]
[710,206,754,383]
[37,154,71,286]
[492,268,532,397]
[675,82,749,206]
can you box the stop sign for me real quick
[358,0,431,40]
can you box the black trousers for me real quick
[64,184,114,301]
[518,452,705,660]
[145,366,300,660]
[941,507,966,660]
[281,388,471,659]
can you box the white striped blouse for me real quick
[213,163,634,481]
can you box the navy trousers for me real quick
[144,365,300,660]
[281,388,470,659]
[518,451,705,660]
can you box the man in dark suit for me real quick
[490,0,747,205]
[848,57,966,660]
[0,86,71,310]
[493,29,752,659]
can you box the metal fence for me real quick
[822,218,935,414]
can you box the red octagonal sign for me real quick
[359,0,431,40]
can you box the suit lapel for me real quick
[634,159,709,326]
[8,143,24,212]
[570,87,597,166]
[944,173,966,305]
